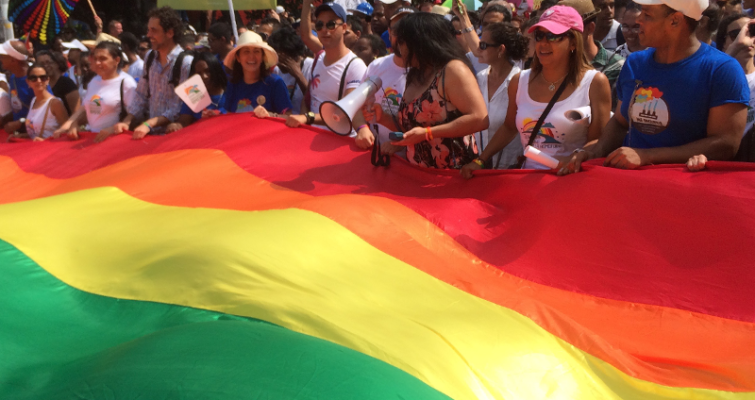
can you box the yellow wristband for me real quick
[473,158,484,167]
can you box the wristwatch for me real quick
[305,112,315,125]
[462,27,474,33]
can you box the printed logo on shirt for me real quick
[630,86,669,135]
[26,120,35,137]
[90,95,103,115]
[10,90,21,112]
[311,75,321,89]
[237,99,254,113]
[383,88,402,107]
[521,118,565,149]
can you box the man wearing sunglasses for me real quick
[285,2,367,132]
[0,40,41,135]
[561,0,749,174]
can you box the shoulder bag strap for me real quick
[119,79,127,120]
[508,77,569,169]
[39,98,52,138]
[338,57,358,100]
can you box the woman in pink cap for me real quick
[462,5,612,176]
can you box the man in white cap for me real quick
[285,2,367,132]
[562,0,750,173]
[0,40,41,134]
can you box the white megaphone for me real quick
[320,76,382,136]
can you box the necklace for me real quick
[542,73,568,91]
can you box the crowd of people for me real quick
[1,0,754,175]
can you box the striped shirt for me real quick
[128,45,193,132]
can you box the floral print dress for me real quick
[398,68,478,169]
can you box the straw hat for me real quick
[223,31,278,70]
[82,33,121,51]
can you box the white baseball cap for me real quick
[0,40,28,61]
[380,0,401,4]
[633,0,707,21]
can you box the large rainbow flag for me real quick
[1,114,754,399]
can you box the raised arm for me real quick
[300,0,323,54]
[452,0,478,53]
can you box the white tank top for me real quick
[515,69,597,169]
[26,96,59,139]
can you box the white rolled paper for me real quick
[523,145,560,169]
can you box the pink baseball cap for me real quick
[528,5,584,35]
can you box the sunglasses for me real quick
[27,75,49,82]
[534,30,570,43]
[258,32,269,41]
[478,41,497,50]
[315,20,344,31]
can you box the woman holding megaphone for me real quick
[363,13,488,169]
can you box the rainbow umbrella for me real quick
[8,0,79,44]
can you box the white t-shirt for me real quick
[360,54,407,143]
[310,51,367,133]
[128,57,145,81]
[516,69,598,169]
[600,20,621,52]
[746,71,755,136]
[83,72,138,132]
[477,65,522,169]
[273,57,314,115]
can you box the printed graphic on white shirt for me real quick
[89,95,103,115]
[521,118,565,149]
[630,86,669,135]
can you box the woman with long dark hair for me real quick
[56,41,137,141]
[461,5,611,177]
[365,13,488,169]
[167,52,228,132]
[222,31,292,117]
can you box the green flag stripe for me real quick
[0,239,450,400]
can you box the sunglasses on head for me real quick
[27,74,49,82]
[478,41,497,50]
[315,19,344,31]
[534,30,570,43]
